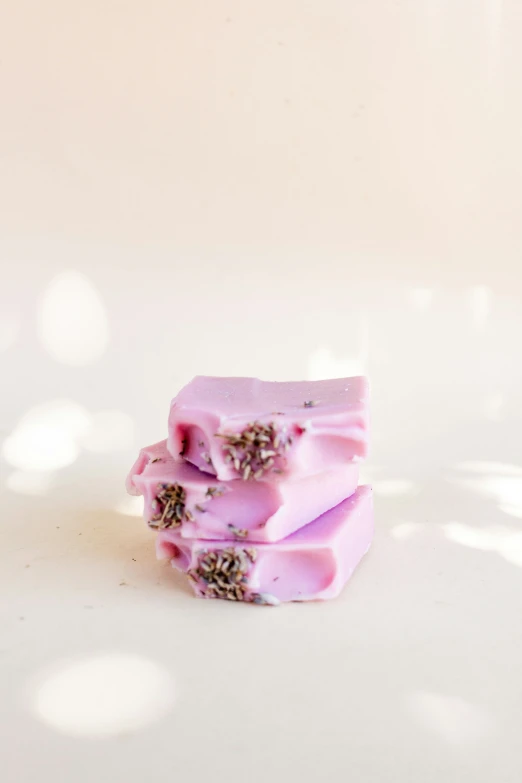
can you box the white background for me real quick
[1,2,522,782]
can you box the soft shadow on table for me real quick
[75,506,195,598]
[3,493,194,599]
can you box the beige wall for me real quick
[1,1,521,285]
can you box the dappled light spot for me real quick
[481,392,504,422]
[442,522,509,552]
[80,410,135,453]
[450,462,522,519]
[2,401,136,474]
[2,400,91,472]
[37,271,109,365]
[358,465,381,484]
[390,523,419,540]
[373,480,418,497]
[6,470,54,496]
[115,496,144,517]
[442,523,522,569]
[409,287,434,311]
[499,504,522,520]
[307,346,366,381]
[0,310,20,352]
[498,533,522,568]
[3,427,78,472]
[468,285,491,330]
[453,462,522,477]
[451,476,522,516]
[406,691,493,745]
[28,653,175,738]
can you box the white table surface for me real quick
[1,2,522,781]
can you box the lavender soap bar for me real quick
[126,440,360,543]
[167,376,369,482]
[156,486,373,604]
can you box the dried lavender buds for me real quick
[206,486,225,498]
[227,524,249,538]
[251,592,281,606]
[216,421,292,480]
[189,547,256,601]
[187,546,279,605]
[149,483,188,530]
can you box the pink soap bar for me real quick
[126,440,360,543]
[167,375,369,481]
[156,485,373,604]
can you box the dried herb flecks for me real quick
[227,524,248,538]
[216,421,292,480]
[189,547,255,601]
[149,483,188,529]
[206,486,224,498]
[251,592,280,606]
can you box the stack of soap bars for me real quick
[126,376,373,605]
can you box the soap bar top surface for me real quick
[156,485,374,604]
[167,375,369,481]
[126,440,360,543]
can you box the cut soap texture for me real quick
[126,374,373,605]
[126,440,360,543]
[167,375,369,482]
[156,485,374,603]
